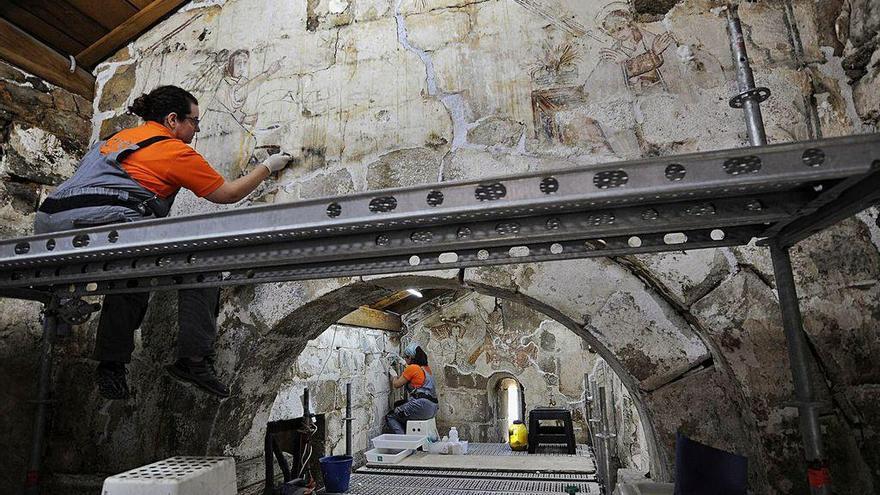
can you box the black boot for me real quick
[95,361,130,400]
[166,357,230,398]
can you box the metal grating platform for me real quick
[330,473,599,494]
[356,466,596,482]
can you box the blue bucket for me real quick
[319,454,353,493]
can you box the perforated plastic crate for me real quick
[101,456,236,495]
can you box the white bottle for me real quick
[449,427,459,443]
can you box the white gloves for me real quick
[262,152,292,173]
[388,368,397,379]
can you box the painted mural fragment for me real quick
[595,2,675,93]
[184,48,287,171]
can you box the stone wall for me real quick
[403,291,601,444]
[590,359,650,474]
[268,324,395,461]
[0,60,92,492]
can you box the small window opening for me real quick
[497,377,525,442]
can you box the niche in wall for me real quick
[493,376,525,442]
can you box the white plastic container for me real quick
[365,447,414,464]
[448,427,459,442]
[371,434,427,450]
[448,440,469,455]
[102,456,236,495]
[426,441,448,454]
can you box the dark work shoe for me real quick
[96,362,130,400]
[165,358,230,398]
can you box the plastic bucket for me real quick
[319,455,353,493]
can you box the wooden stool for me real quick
[527,407,576,454]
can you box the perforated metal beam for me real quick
[0,134,875,299]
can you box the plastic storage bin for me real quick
[371,434,427,450]
[101,456,236,495]
[365,447,414,464]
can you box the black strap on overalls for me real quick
[38,136,171,215]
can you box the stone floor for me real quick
[321,443,599,494]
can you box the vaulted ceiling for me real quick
[0,0,190,98]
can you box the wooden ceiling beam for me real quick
[338,306,402,332]
[0,17,94,98]
[16,0,108,48]
[76,0,190,68]
[0,4,87,56]
[125,0,154,9]
[369,291,413,311]
[65,0,139,31]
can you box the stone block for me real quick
[467,117,525,147]
[691,271,797,418]
[52,90,79,113]
[441,148,531,181]
[99,113,140,141]
[2,124,80,185]
[0,83,53,121]
[0,61,27,85]
[365,147,443,189]
[631,248,732,307]
[98,63,137,112]
[404,10,471,52]
[644,367,762,488]
[297,168,355,199]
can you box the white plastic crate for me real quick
[371,434,427,450]
[102,456,236,495]
[365,447,414,464]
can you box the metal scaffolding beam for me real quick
[0,133,875,298]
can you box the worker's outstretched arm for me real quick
[206,153,291,204]
[390,366,409,389]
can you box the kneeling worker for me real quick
[34,85,294,400]
[385,343,438,434]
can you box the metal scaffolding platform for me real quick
[0,133,876,299]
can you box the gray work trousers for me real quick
[384,397,438,434]
[35,208,220,363]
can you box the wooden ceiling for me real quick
[0,0,190,99]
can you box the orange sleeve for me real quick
[163,144,225,198]
[401,365,421,382]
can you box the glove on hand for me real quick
[262,152,292,173]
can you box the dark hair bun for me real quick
[125,86,198,123]
[128,94,150,118]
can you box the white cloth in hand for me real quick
[262,152,292,172]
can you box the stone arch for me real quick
[193,258,757,482]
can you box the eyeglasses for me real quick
[183,116,201,128]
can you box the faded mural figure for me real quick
[596,3,675,93]
[184,49,285,171]
[467,301,538,370]
[529,41,613,152]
